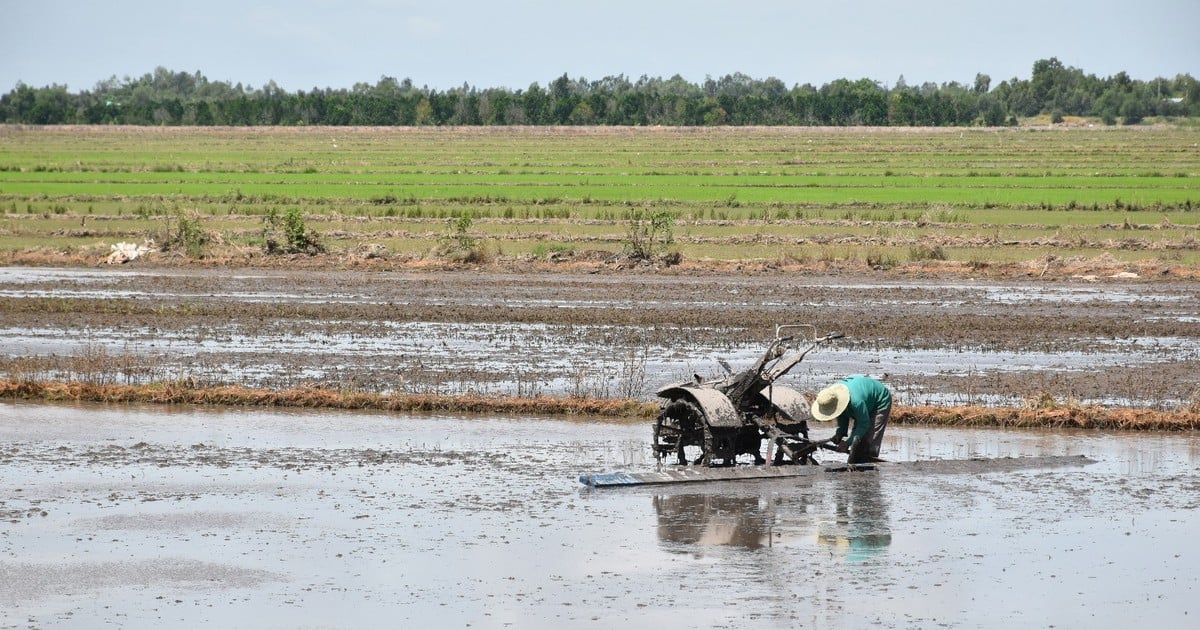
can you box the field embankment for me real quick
[3,379,1196,431]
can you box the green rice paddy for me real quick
[0,125,1197,265]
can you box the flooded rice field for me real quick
[2,265,1197,626]
[1,402,1197,629]
[1,266,1199,408]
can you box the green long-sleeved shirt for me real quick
[833,375,892,442]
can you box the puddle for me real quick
[1,401,1197,628]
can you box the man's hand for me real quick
[827,435,848,452]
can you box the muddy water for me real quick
[1,401,1196,629]
[3,266,1200,407]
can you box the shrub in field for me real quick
[779,250,811,266]
[436,215,491,263]
[165,212,211,258]
[909,244,947,262]
[450,215,476,251]
[615,348,648,399]
[865,250,897,270]
[263,208,325,255]
[532,242,576,260]
[623,209,676,261]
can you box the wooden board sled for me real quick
[578,454,1095,488]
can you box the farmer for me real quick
[811,375,892,464]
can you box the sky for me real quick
[2,0,1197,94]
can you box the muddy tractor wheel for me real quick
[702,424,753,467]
[701,424,720,466]
[654,399,706,465]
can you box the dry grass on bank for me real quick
[0,379,656,420]
[3,379,1198,431]
[894,404,1199,431]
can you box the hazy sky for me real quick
[3,0,1197,93]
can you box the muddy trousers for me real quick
[847,405,891,464]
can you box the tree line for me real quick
[2,58,1196,127]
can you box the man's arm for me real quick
[832,415,849,442]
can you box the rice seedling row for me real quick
[0,125,1196,266]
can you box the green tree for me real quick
[568,101,596,125]
[1095,89,1122,125]
[5,83,38,122]
[973,73,991,94]
[3,63,1198,128]
[192,100,214,125]
[1031,57,1068,110]
[29,85,72,123]
[1119,95,1145,125]
[981,98,1006,126]
[414,99,434,125]
[522,83,549,124]
[887,90,920,125]
[550,73,579,124]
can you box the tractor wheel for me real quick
[702,424,740,467]
[701,423,717,467]
[655,399,705,465]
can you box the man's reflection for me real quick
[815,473,891,563]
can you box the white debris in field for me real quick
[105,241,154,264]
[1072,271,1140,282]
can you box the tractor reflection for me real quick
[654,473,891,562]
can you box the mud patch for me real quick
[0,559,281,608]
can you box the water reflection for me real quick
[814,474,891,563]
[653,472,891,562]
[653,493,777,550]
